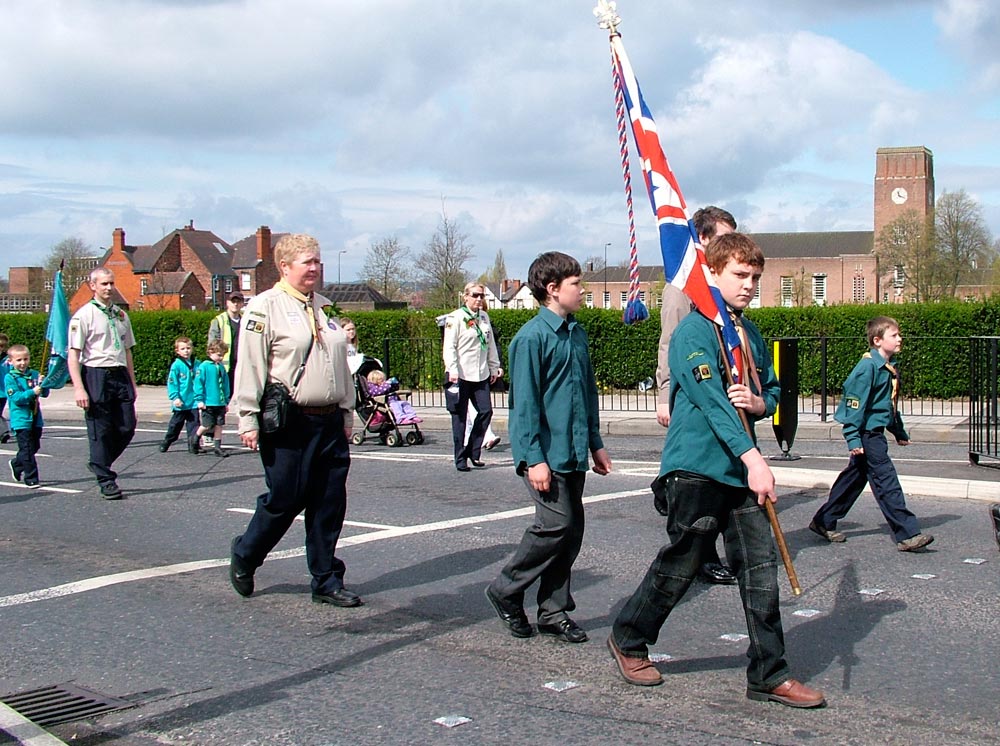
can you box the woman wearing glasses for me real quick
[442,282,503,471]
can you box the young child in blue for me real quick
[810,316,934,552]
[193,339,231,457]
[4,344,49,488]
[160,336,199,453]
[486,251,612,644]
[0,333,10,443]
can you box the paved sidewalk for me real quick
[38,385,997,501]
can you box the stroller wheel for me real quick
[350,432,364,446]
[386,432,401,447]
[405,431,419,446]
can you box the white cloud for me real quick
[936,0,1000,91]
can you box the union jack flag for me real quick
[609,34,743,382]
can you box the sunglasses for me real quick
[469,292,485,299]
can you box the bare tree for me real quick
[415,214,474,308]
[875,210,946,303]
[44,237,97,292]
[935,189,994,297]
[582,255,606,272]
[361,236,410,300]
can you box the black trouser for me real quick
[234,408,351,595]
[163,409,198,444]
[13,427,42,483]
[450,378,492,465]
[82,366,136,486]
[490,470,586,625]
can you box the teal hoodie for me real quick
[4,368,48,430]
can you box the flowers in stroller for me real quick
[350,357,424,447]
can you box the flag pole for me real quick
[714,326,801,595]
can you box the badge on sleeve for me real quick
[846,397,860,409]
[245,319,265,334]
[693,364,713,382]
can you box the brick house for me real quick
[68,223,298,312]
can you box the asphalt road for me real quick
[2,422,999,745]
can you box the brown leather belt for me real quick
[299,404,342,416]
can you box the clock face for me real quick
[891,187,909,205]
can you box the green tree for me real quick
[875,210,945,303]
[415,214,473,308]
[478,248,508,285]
[935,189,994,297]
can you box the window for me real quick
[213,277,220,291]
[749,281,761,309]
[213,242,228,254]
[603,291,610,309]
[893,264,905,289]
[638,290,646,303]
[852,274,866,303]
[585,292,593,308]
[780,276,793,307]
[140,279,148,296]
[241,272,251,290]
[812,274,827,306]
[620,291,628,307]
[225,278,233,293]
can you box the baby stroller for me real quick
[350,356,425,447]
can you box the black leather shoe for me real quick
[990,503,1000,552]
[158,440,170,453]
[229,536,254,597]
[699,562,737,585]
[312,588,363,607]
[470,459,486,468]
[484,585,533,638]
[456,462,471,472]
[538,618,588,643]
[100,482,124,500]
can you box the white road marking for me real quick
[0,702,69,745]
[0,482,82,494]
[0,488,646,608]
[225,507,399,530]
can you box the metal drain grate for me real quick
[1,683,133,727]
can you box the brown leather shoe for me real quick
[747,678,826,708]
[607,635,663,686]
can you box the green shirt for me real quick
[835,348,908,449]
[508,307,604,474]
[661,312,779,486]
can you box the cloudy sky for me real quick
[2,0,998,284]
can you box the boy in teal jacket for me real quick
[5,344,49,488]
[193,340,231,457]
[810,316,933,552]
[160,336,199,453]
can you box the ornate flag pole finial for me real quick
[593,0,621,35]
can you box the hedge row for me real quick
[2,301,998,397]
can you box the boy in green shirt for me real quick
[485,251,611,643]
[608,233,825,709]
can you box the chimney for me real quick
[500,279,509,295]
[113,227,126,253]
[185,220,194,230]
[256,225,272,264]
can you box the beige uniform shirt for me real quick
[655,283,694,408]
[68,301,136,367]
[234,286,354,434]
[442,307,501,382]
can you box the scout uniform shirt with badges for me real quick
[69,300,135,367]
[443,306,501,382]
[661,310,780,487]
[835,348,908,450]
[234,281,354,434]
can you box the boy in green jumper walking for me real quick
[809,316,933,551]
[485,251,612,644]
[608,233,825,708]
[192,340,231,457]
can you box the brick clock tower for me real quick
[873,145,935,238]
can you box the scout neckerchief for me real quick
[863,351,900,412]
[10,368,40,417]
[276,279,321,341]
[461,305,487,350]
[729,311,762,394]
[91,299,121,351]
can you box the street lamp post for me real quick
[604,242,611,308]
[338,249,347,284]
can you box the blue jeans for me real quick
[612,471,790,691]
[812,430,920,543]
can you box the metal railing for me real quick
[969,336,999,465]
[373,335,970,418]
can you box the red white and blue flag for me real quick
[609,34,743,381]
